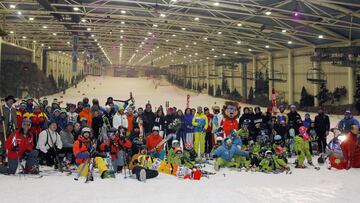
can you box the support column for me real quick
[252,55,257,91]
[217,65,224,95]
[288,50,295,104]
[242,62,248,100]
[194,63,199,90]
[228,67,234,92]
[206,62,210,91]
[348,67,355,104]
[268,53,274,101]
[72,34,78,73]
[32,43,36,63]
[313,61,320,107]
[0,37,2,79]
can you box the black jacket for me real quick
[142,111,156,134]
[314,113,330,134]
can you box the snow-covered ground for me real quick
[1,75,360,203]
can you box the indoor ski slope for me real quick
[1,76,360,203]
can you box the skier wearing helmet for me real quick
[146,126,166,160]
[73,127,115,179]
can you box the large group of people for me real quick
[0,94,360,182]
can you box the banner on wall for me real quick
[72,34,78,72]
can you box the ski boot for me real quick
[295,164,306,169]
[136,169,147,182]
[101,170,116,179]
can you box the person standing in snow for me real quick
[112,106,128,131]
[142,104,155,136]
[192,106,208,157]
[183,108,194,147]
[314,107,330,154]
[338,110,360,133]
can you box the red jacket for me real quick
[205,113,213,133]
[146,133,164,153]
[5,130,34,159]
[221,119,239,137]
[109,137,132,160]
[341,132,360,168]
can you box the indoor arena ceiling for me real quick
[1,0,360,67]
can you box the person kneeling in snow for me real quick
[73,127,115,179]
[212,137,250,171]
[108,127,132,173]
[340,125,360,169]
[146,126,166,160]
[0,118,39,175]
[259,149,289,173]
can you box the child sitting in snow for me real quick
[259,149,290,173]
[212,137,250,171]
[294,126,313,168]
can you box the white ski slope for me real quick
[1,75,360,203]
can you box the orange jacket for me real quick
[79,108,92,127]
[73,136,92,164]
[146,133,164,152]
[127,114,134,132]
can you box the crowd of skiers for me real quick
[1,94,360,181]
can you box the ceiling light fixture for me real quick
[73,7,80,11]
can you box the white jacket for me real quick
[113,113,128,130]
[66,112,78,123]
[36,129,63,153]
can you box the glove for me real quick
[248,152,253,157]
[212,154,218,159]
[12,145,19,152]
[76,152,90,159]
[0,116,5,122]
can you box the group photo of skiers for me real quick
[1,94,360,182]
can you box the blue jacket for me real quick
[184,114,194,133]
[213,143,249,162]
[231,136,242,147]
[192,113,208,133]
[339,116,360,132]
[303,118,312,129]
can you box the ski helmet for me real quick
[81,127,91,134]
[22,118,32,130]
[275,146,285,155]
[172,139,180,148]
[299,126,307,134]
[224,137,232,146]
[265,150,273,156]
[174,147,183,155]
[216,136,223,144]
[274,134,282,142]
[184,143,193,150]
[289,128,295,138]
[152,126,160,132]
[230,130,237,137]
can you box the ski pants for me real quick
[295,141,312,165]
[77,157,108,177]
[112,151,126,169]
[132,166,158,181]
[194,132,205,155]
[216,158,239,168]
[234,155,251,168]
[38,148,66,166]
[176,130,186,147]
[185,133,193,147]
[317,134,327,153]
[205,132,213,154]
[0,150,38,175]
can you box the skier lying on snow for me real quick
[128,146,159,182]
[73,127,115,179]
[0,118,39,175]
